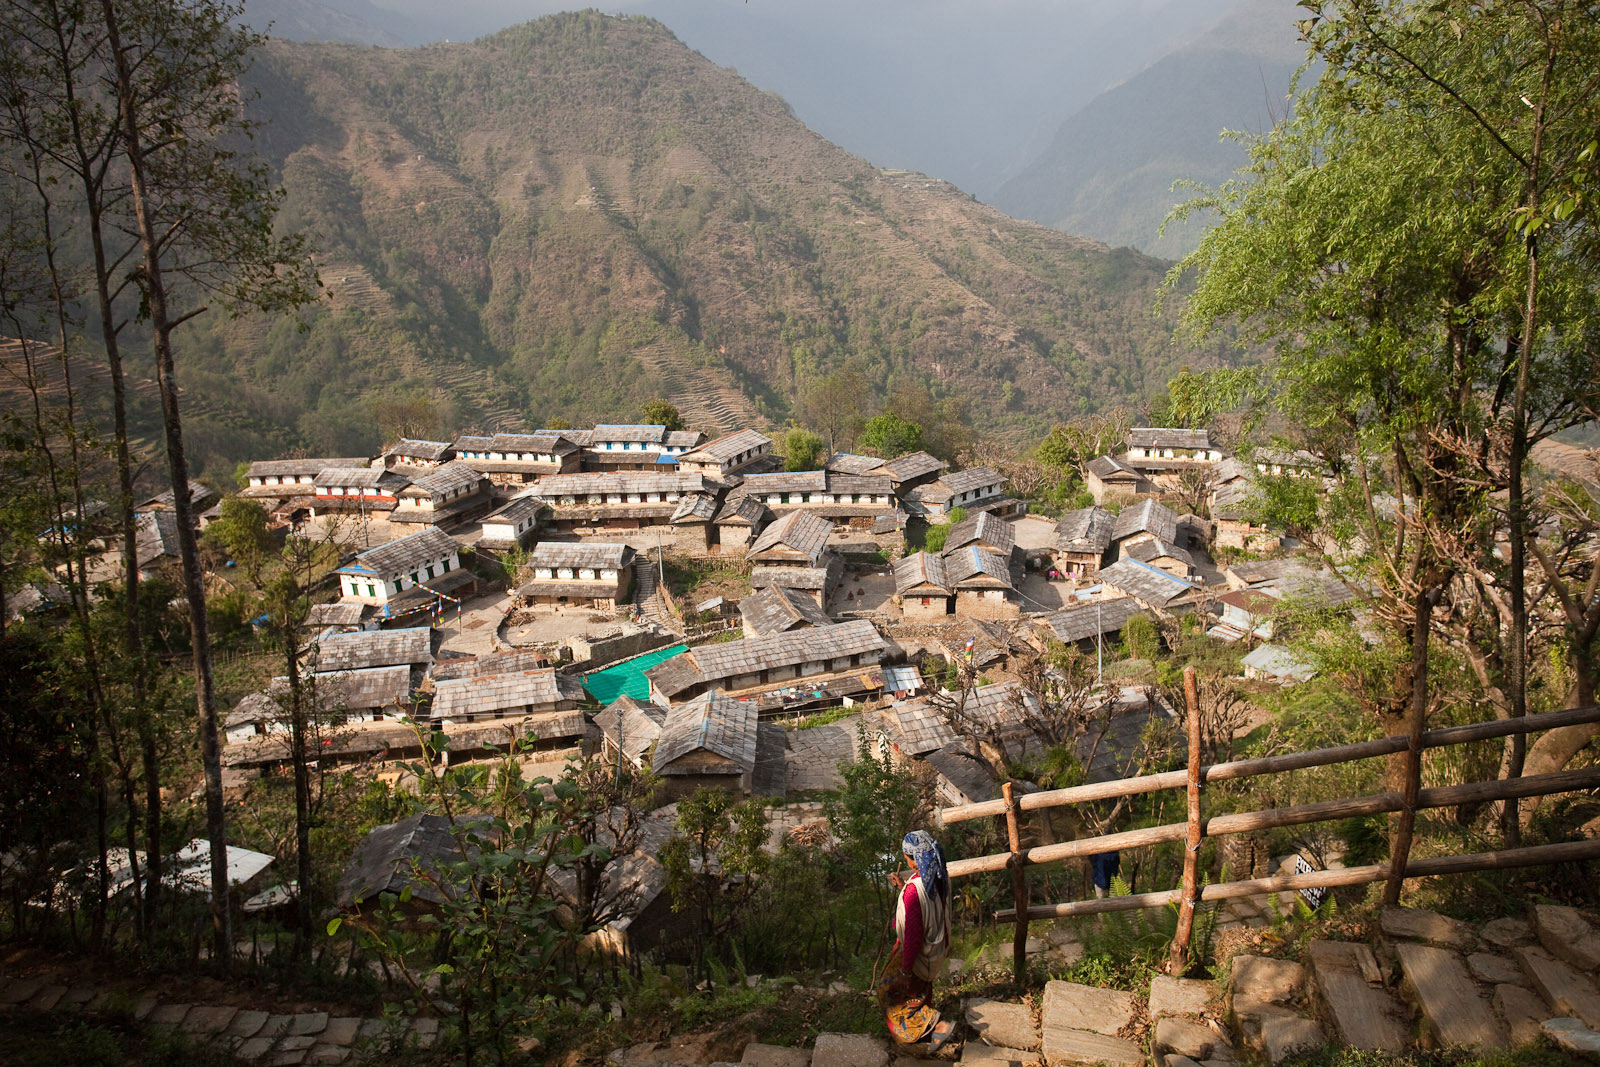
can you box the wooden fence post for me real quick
[1167,666,1204,975]
[1003,781,1029,986]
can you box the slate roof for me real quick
[874,697,957,757]
[871,510,906,535]
[681,428,770,463]
[335,812,492,908]
[946,511,1015,555]
[591,424,667,443]
[1124,538,1195,568]
[917,466,1003,503]
[535,471,708,497]
[1212,478,1262,521]
[749,563,835,592]
[305,602,368,627]
[388,439,454,462]
[593,695,666,765]
[525,542,631,570]
[739,585,833,636]
[647,619,885,698]
[344,527,458,578]
[225,691,281,731]
[664,430,706,449]
[739,470,827,494]
[878,451,946,483]
[825,452,886,475]
[1055,506,1116,554]
[1038,598,1147,644]
[135,510,182,566]
[671,494,720,522]
[747,509,833,565]
[942,545,1013,588]
[304,664,412,712]
[1096,558,1196,609]
[1085,455,1140,481]
[653,690,759,775]
[1112,498,1179,544]
[314,467,404,490]
[481,495,544,526]
[1260,571,1362,611]
[404,462,484,497]
[1241,644,1317,682]
[245,457,369,479]
[1129,427,1213,451]
[430,649,560,681]
[1226,558,1312,586]
[490,432,580,456]
[894,551,950,596]
[309,626,433,673]
[715,496,768,525]
[923,744,1001,803]
[452,435,494,452]
[431,667,585,721]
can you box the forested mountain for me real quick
[175,12,1238,479]
[993,0,1306,258]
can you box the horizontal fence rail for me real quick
[940,681,1600,980]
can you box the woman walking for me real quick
[877,829,956,1049]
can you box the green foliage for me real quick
[1068,875,1220,984]
[857,412,923,459]
[659,788,773,973]
[1120,613,1159,660]
[779,427,825,472]
[919,506,968,554]
[822,725,924,887]
[639,399,685,431]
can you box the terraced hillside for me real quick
[174,12,1239,475]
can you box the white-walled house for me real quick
[336,527,462,606]
[477,495,544,548]
[241,457,369,498]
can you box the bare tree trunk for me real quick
[100,0,230,966]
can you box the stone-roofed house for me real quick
[516,541,635,610]
[1212,475,1282,551]
[534,471,711,533]
[1252,447,1324,478]
[1096,557,1199,614]
[1084,454,1148,505]
[746,508,833,567]
[582,425,708,471]
[870,696,958,761]
[894,551,954,620]
[651,690,760,798]
[748,556,844,607]
[1111,497,1180,551]
[1126,427,1224,465]
[670,491,771,556]
[1123,537,1196,580]
[1223,557,1313,589]
[134,510,183,578]
[304,664,415,724]
[476,494,544,549]
[825,452,887,476]
[739,584,833,638]
[305,601,371,632]
[335,812,492,913]
[241,457,369,498]
[907,466,1018,520]
[383,439,455,471]
[453,432,582,486]
[676,428,771,478]
[429,666,586,736]
[308,625,433,677]
[945,511,1016,557]
[335,527,463,608]
[735,469,895,523]
[1053,505,1116,578]
[645,619,887,704]
[593,695,666,770]
[1033,597,1148,652]
[941,545,1021,618]
[224,691,286,745]
[944,680,1050,762]
[393,462,489,526]
[310,467,409,514]
[876,451,947,494]
[923,744,1002,806]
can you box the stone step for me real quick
[1305,940,1409,1053]
[1379,906,1476,951]
[1393,942,1507,1049]
[1039,980,1141,1067]
[1530,904,1600,972]
[963,997,1038,1051]
[1515,944,1600,1029]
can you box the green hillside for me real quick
[175,12,1238,478]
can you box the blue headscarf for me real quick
[902,830,948,900]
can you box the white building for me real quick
[336,527,462,605]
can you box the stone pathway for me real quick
[0,974,437,1064]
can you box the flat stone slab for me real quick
[1493,983,1549,1047]
[0,979,42,1005]
[1479,917,1533,949]
[27,985,67,1011]
[132,994,160,1021]
[1543,1018,1600,1053]
[1039,1026,1142,1066]
[58,987,96,1011]
[181,1005,239,1034]
[1148,976,1213,1020]
[742,1043,811,1067]
[1306,941,1409,1053]
[1515,945,1600,1029]
[287,1012,329,1036]
[1230,956,1304,1005]
[1041,981,1137,1037]
[1531,904,1600,972]
[1467,953,1523,985]
[1259,1016,1325,1064]
[319,1017,362,1046]
[305,1045,349,1065]
[965,998,1039,1051]
[236,1035,278,1061]
[228,1010,273,1038]
[811,1034,888,1067]
[149,1002,192,1027]
[960,1045,1039,1066]
[1152,1018,1225,1060]
[1380,906,1476,950]
[1394,942,1506,1049]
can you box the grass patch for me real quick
[781,706,856,731]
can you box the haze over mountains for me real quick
[243,0,1308,255]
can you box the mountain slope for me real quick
[993,0,1307,258]
[178,13,1236,476]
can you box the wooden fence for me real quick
[939,667,1600,982]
